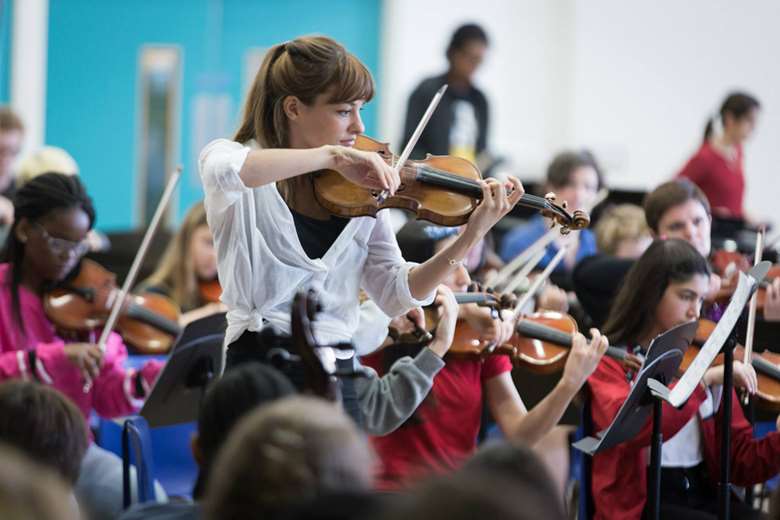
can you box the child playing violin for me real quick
[0,173,163,518]
[138,201,227,326]
[500,150,603,285]
[588,238,779,520]
[360,220,609,490]
[198,35,523,420]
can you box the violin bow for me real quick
[502,248,547,294]
[742,226,765,404]
[376,84,448,203]
[510,246,567,322]
[486,227,558,289]
[83,167,182,392]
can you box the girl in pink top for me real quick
[0,173,161,419]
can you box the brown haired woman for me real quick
[138,201,226,327]
[198,36,522,422]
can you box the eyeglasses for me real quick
[32,221,90,258]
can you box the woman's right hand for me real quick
[428,285,458,358]
[330,146,400,195]
[63,343,103,382]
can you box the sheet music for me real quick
[666,271,755,407]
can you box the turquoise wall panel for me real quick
[46,0,381,230]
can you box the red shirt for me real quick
[362,352,512,490]
[678,141,745,218]
[588,354,780,520]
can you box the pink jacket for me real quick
[0,263,163,419]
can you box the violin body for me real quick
[45,259,181,354]
[313,135,590,232]
[314,135,480,227]
[199,278,222,303]
[682,319,780,413]
[511,311,578,374]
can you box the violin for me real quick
[389,290,517,347]
[710,241,780,311]
[680,319,780,412]
[313,135,590,233]
[44,259,182,355]
[509,311,639,373]
[715,265,779,310]
[198,278,222,304]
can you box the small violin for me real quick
[509,311,638,373]
[198,278,222,304]
[313,135,590,233]
[680,319,780,413]
[389,290,517,347]
[44,259,182,354]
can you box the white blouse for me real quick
[198,138,435,349]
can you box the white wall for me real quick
[380,0,780,229]
[571,0,780,228]
[379,0,572,177]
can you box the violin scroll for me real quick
[539,193,590,235]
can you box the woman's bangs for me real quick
[326,54,374,104]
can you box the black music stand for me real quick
[140,314,226,427]
[573,320,699,520]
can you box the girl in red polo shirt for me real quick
[362,220,609,490]
[677,92,760,219]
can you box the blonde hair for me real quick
[141,201,208,310]
[16,147,79,187]
[234,35,374,149]
[595,204,650,255]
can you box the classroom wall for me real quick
[45,0,381,230]
[570,0,780,229]
[380,0,780,230]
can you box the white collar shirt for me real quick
[198,138,435,351]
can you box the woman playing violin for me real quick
[360,220,609,491]
[138,201,226,326]
[587,238,779,520]
[198,36,523,408]
[0,173,163,517]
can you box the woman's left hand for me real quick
[465,177,524,239]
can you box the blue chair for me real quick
[122,416,156,508]
[99,417,198,500]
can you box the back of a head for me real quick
[204,395,374,520]
[0,380,88,485]
[595,203,650,256]
[381,469,564,520]
[460,442,565,518]
[194,362,296,496]
[0,443,78,520]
